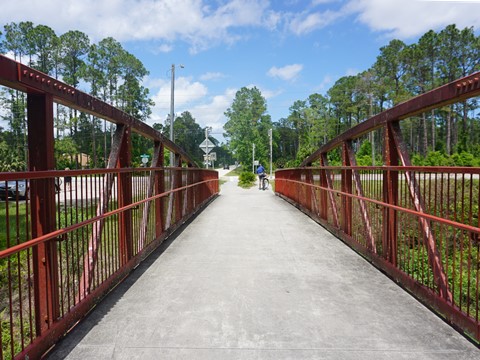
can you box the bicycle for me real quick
[55,178,62,193]
[261,175,269,190]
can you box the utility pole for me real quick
[169,64,184,167]
[268,128,273,178]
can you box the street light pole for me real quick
[268,128,272,178]
[169,64,184,167]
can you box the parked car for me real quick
[223,164,230,170]
[0,180,28,199]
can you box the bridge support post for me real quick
[341,143,353,236]
[175,154,183,222]
[383,123,399,265]
[321,154,340,228]
[305,167,313,214]
[319,158,328,221]
[155,142,165,238]
[27,93,60,335]
[118,126,133,264]
[389,121,452,302]
[186,165,194,215]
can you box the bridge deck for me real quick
[47,177,480,360]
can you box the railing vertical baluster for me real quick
[155,143,165,238]
[118,126,133,266]
[175,154,183,224]
[384,123,399,265]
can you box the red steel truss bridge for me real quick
[1,54,480,359]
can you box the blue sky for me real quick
[1,0,480,141]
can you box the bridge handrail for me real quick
[0,55,220,360]
[276,72,480,345]
[301,71,480,166]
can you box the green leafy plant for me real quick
[238,171,256,188]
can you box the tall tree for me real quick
[30,24,58,75]
[59,30,90,138]
[417,30,440,150]
[173,111,204,164]
[60,30,90,87]
[374,39,410,106]
[3,22,23,61]
[224,87,272,166]
[117,51,153,122]
[438,25,462,154]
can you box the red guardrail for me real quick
[0,168,218,359]
[0,54,220,359]
[275,71,480,344]
[276,165,480,342]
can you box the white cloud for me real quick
[243,83,284,100]
[0,0,273,52]
[345,0,480,39]
[189,88,237,138]
[288,9,344,35]
[282,0,479,39]
[199,72,226,81]
[311,74,334,93]
[3,0,477,54]
[267,64,303,81]
[156,44,174,53]
[149,76,208,123]
[311,0,340,4]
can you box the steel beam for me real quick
[27,93,59,335]
[175,155,183,223]
[345,141,376,253]
[389,122,452,302]
[383,123,399,265]
[139,141,163,250]
[0,54,197,167]
[341,143,353,236]
[301,71,480,166]
[78,125,126,300]
[155,143,165,238]
[321,154,340,228]
[118,127,133,266]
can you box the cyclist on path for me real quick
[256,163,266,190]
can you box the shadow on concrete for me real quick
[45,196,219,359]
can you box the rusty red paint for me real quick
[0,56,218,359]
[276,70,480,344]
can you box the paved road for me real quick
[46,178,480,359]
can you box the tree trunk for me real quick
[92,115,97,168]
[422,113,428,156]
[431,109,436,151]
[446,106,452,155]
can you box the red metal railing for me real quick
[0,55,219,359]
[0,168,218,359]
[275,72,480,344]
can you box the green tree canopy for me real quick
[224,87,272,166]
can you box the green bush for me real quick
[238,171,256,188]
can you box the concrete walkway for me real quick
[47,179,480,359]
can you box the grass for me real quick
[0,202,28,251]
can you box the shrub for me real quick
[238,171,256,188]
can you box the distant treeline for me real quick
[269,24,480,167]
[0,21,222,170]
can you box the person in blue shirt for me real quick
[256,164,266,189]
